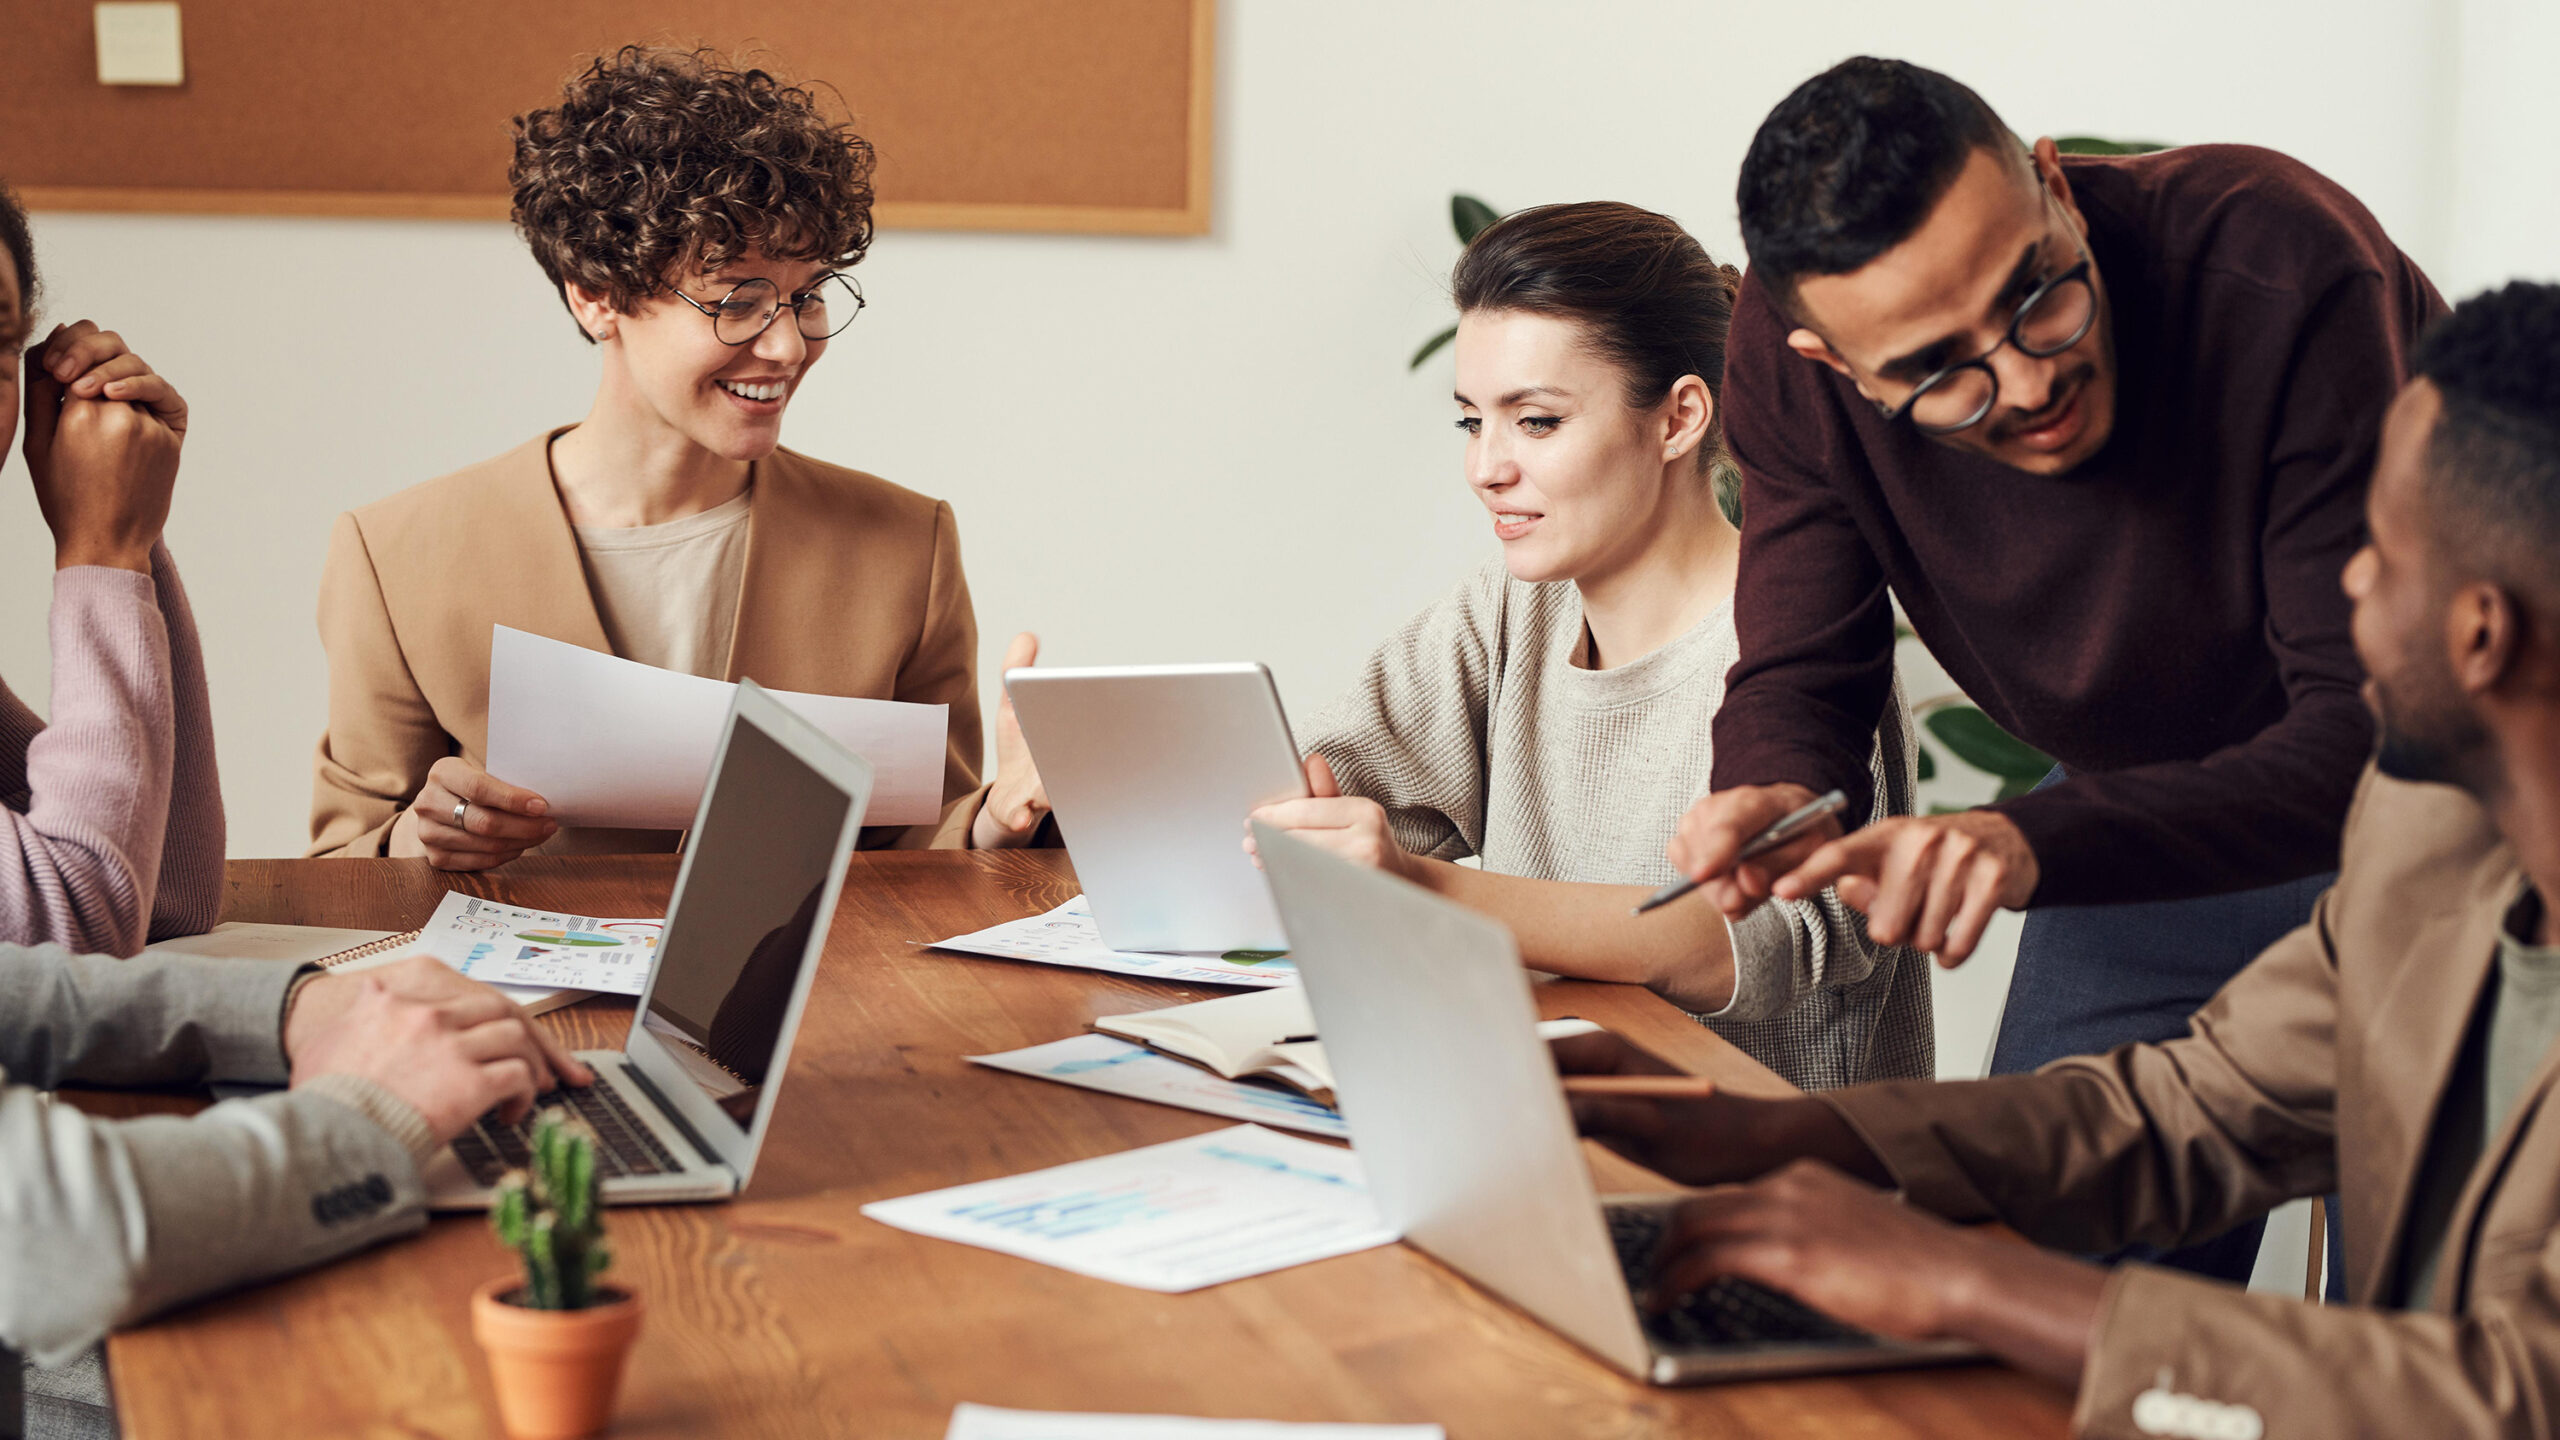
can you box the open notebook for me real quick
[1090,989,1602,1109]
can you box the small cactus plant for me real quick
[490,1110,614,1310]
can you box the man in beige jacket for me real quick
[1564,280,2560,1437]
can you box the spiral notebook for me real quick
[143,922,588,1015]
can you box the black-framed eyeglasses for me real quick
[1878,255,2097,435]
[669,273,865,346]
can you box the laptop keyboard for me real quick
[451,1078,684,1188]
[1606,1204,1874,1350]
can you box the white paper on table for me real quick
[946,1405,1443,1440]
[969,1034,1349,1139]
[415,890,660,997]
[862,1124,1393,1292]
[485,626,947,829]
[930,896,1297,989]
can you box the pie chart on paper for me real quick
[514,928,623,947]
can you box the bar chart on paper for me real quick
[862,1125,1395,1290]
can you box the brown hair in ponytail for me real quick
[1450,201,1745,483]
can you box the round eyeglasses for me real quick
[1879,256,2097,435]
[670,273,866,346]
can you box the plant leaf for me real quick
[1452,194,1499,243]
[1916,745,1936,782]
[1923,706,2058,783]
[2051,136,2169,156]
[1408,324,1458,371]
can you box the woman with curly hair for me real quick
[309,47,1046,865]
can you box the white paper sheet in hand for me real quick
[861,1124,1393,1291]
[946,1406,1443,1440]
[484,625,946,829]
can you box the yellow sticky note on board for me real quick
[95,2,185,86]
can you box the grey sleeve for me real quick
[0,943,428,1365]
[1299,565,1507,862]
[0,1082,426,1366]
[0,944,305,1088]
[1713,668,1921,1024]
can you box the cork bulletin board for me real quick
[0,0,1214,235]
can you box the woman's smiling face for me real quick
[580,251,836,463]
[1453,307,1683,585]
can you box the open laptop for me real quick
[423,679,872,1209]
[1251,821,1979,1384]
[1003,662,1308,953]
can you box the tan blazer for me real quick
[1823,770,2559,1438]
[309,432,986,858]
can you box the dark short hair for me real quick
[0,178,38,339]
[1736,57,2018,315]
[510,47,877,342]
[2416,281,2560,605]
[1453,201,1744,494]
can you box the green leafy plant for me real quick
[1920,699,2056,801]
[2051,136,2169,156]
[490,1110,614,1311]
[1896,624,2057,806]
[1409,194,1500,370]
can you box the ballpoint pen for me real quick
[1631,788,1849,915]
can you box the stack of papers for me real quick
[970,1035,1349,1139]
[862,1125,1393,1291]
[931,897,1298,989]
[946,1407,1442,1440]
[485,626,949,829]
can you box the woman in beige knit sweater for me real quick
[1250,202,1929,1089]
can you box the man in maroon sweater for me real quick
[1668,59,2441,1280]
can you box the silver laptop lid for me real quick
[621,680,872,1187]
[1251,822,1653,1376]
[1003,663,1306,952]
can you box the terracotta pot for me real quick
[470,1277,644,1440]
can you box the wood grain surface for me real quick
[97,852,2071,1438]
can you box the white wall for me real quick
[3,3,2549,1128]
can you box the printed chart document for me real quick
[946,1406,1442,1440]
[862,1125,1393,1291]
[416,891,661,996]
[931,896,1297,989]
[485,625,946,830]
[969,1034,1349,1139]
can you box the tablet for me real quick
[1003,663,1309,953]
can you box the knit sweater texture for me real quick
[1301,560,1931,1089]
[1,546,225,956]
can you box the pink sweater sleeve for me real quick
[0,546,223,955]
[144,546,227,937]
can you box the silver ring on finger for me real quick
[452,799,470,832]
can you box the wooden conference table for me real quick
[99,851,2072,1439]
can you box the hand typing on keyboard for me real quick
[286,954,593,1140]
[1635,1158,2109,1386]
[1562,1027,2108,1386]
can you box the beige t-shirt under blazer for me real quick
[572,488,753,680]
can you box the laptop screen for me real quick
[638,713,853,1133]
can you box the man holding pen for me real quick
[1671,59,2440,1281]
